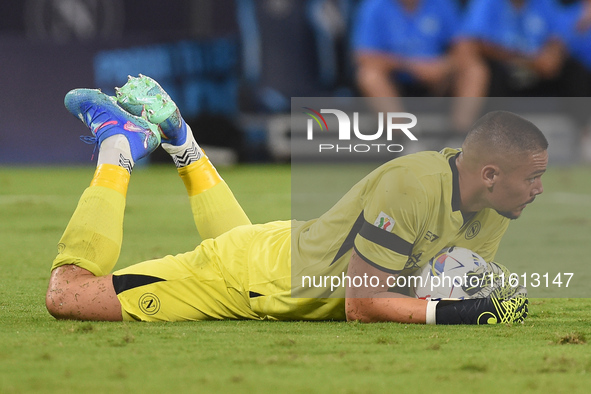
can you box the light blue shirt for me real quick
[559,1,591,69]
[459,0,563,56]
[352,0,461,59]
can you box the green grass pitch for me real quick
[1,164,590,393]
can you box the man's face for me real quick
[491,150,548,219]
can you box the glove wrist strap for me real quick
[426,301,439,325]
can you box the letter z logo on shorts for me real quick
[139,293,161,315]
[374,212,395,232]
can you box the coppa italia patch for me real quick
[374,212,395,232]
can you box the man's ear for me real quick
[481,165,499,189]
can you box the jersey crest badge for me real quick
[465,221,481,240]
[374,212,395,232]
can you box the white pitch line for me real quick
[0,195,67,204]
[2,192,585,206]
[0,193,291,205]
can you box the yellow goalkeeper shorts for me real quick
[112,221,345,322]
[112,223,269,322]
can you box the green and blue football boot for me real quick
[115,74,188,147]
[64,88,161,162]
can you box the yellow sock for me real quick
[89,163,130,197]
[179,157,251,239]
[51,164,129,275]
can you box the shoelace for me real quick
[80,135,99,160]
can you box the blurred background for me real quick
[1,0,590,166]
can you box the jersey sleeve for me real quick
[353,167,428,273]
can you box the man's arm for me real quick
[524,39,566,79]
[344,250,529,325]
[472,39,566,79]
[577,0,591,32]
[344,250,428,324]
[355,51,453,95]
[355,51,402,98]
[354,52,405,115]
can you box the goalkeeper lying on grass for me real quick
[46,75,545,325]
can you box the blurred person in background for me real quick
[453,0,583,97]
[351,0,486,135]
[559,0,591,162]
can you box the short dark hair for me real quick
[464,111,549,154]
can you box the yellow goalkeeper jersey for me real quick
[288,148,509,291]
[115,148,511,322]
[248,148,510,319]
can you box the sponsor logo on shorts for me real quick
[139,293,160,315]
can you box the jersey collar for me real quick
[448,152,462,212]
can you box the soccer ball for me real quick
[412,247,487,300]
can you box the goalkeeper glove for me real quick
[461,261,528,300]
[429,293,528,325]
